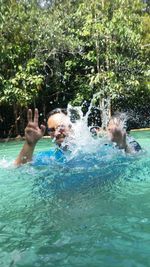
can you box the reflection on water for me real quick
[0,133,150,267]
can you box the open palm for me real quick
[107,122,126,148]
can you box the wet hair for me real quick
[47,108,67,120]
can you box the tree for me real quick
[50,0,149,128]
[0,0,44,135]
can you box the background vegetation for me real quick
[0,0,150,137]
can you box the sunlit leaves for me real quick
[0,0,150,111]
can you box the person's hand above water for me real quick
[15,109,46,166]
[25,109,46,145]
[107,118,127,150]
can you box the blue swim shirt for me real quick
[32,147,65,166]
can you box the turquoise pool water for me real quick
[0,131,150,267]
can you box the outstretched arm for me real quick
[107,119,131,153]
[15,109,46,166]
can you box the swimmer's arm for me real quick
[116,141,129,153]
[116,137,139,154]
[120,143,132,153]
[114,135,132,153]
[14,142,36,166]
[102,122,140,153]
[107,123,132,153]
[15,108,45,166]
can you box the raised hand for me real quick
[15,108,46,166]
[25,109,46,145]
[107,118,127,149]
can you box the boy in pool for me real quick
[15,108,141,166]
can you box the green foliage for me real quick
[0,0,150,135]
[0,0,44,107]
[0,59,44,106]
[61,0,147,103]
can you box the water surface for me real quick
[0,131,150,267]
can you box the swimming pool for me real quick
[0,131,150,267]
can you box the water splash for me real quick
[99,96,111,129]
[64,103,108,159]
[110,112,128,130]
[0,157,14,169]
